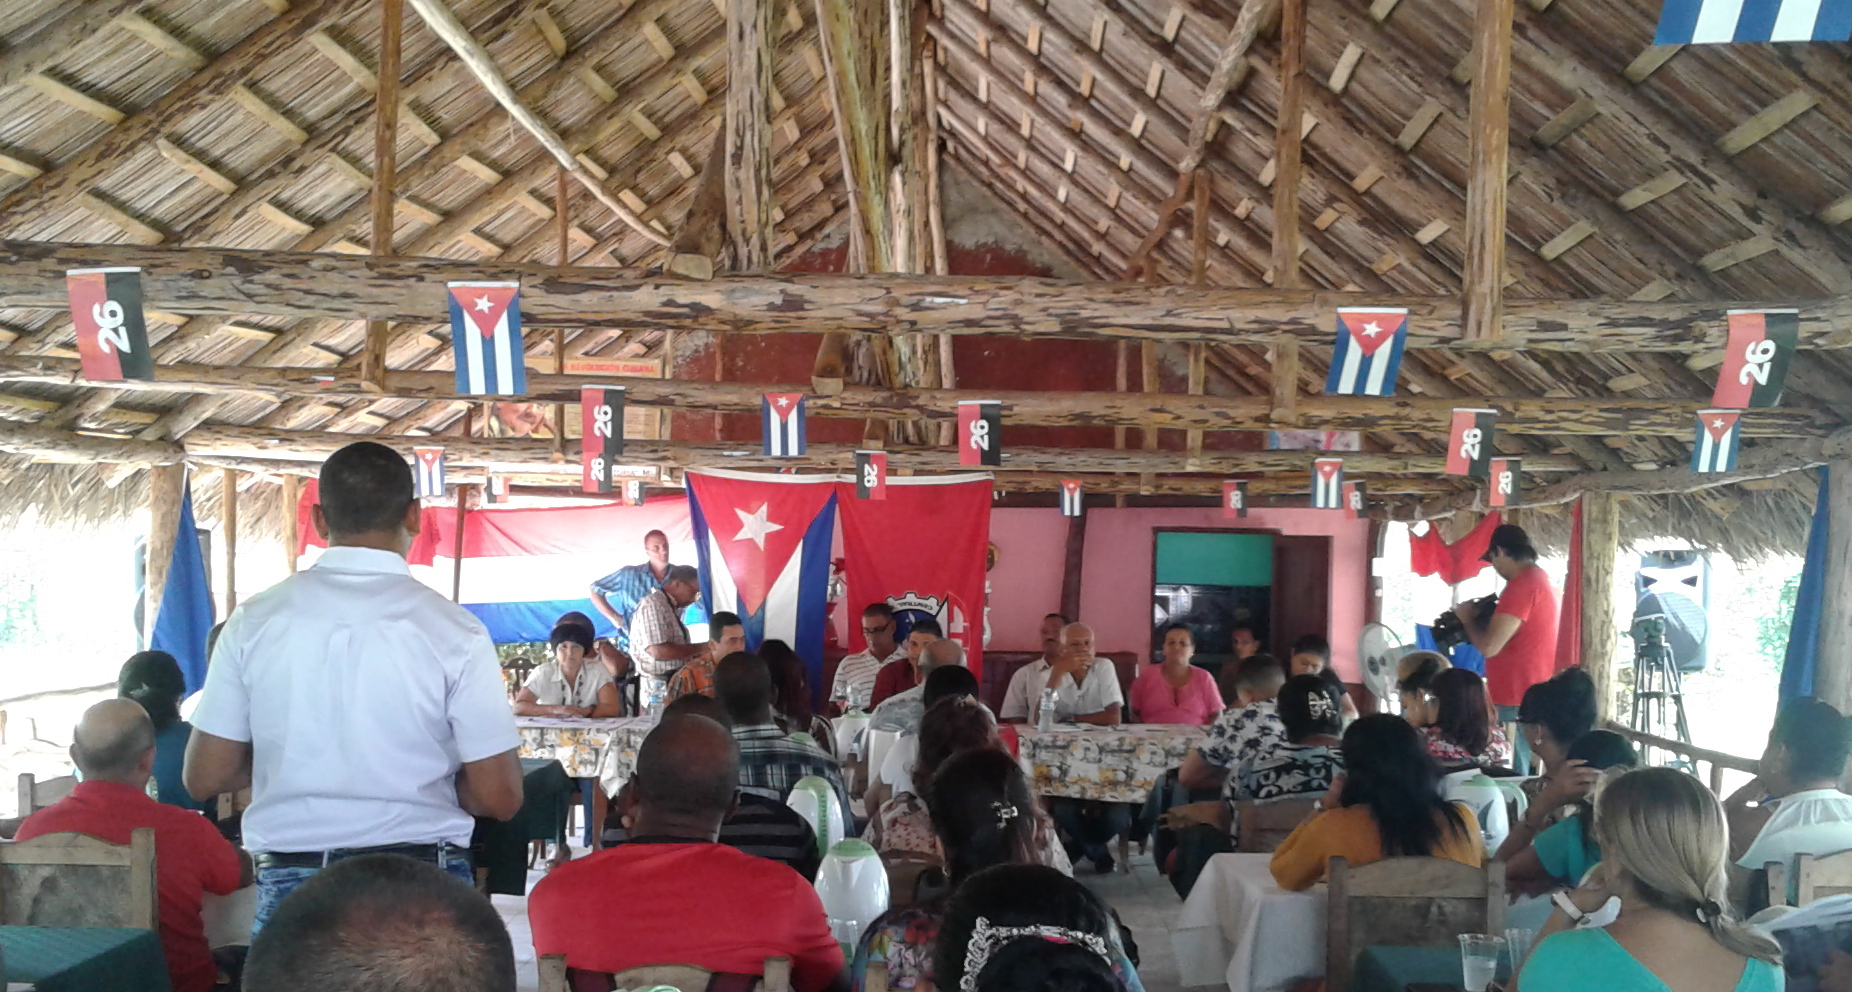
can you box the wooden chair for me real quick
[882,850,945,909]
[16,772,76,818]
[1325,856,1506,992]
[537,955,793,992]
[1236,797,1320,853]
[1766,849,1852,907]
[0,827,158,930]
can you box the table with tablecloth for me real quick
[1013,724,1205,803]
[516,717,650,779]
[471,758,576,896]
[0,926,171,992]
[1173,852,1326,992]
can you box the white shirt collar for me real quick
[311,546,411,575]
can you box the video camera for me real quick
[1430,594,1499,652]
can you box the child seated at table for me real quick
[1419,668,1512,771]
[1495,730,1638,896]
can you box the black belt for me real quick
[254,843,471,870]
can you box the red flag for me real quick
[855,451,888,500]
[1445,409,1497,478]
[957,400,1002,467]
[1712,310,1798,409]
[1222,481,1249,518]
[67,267,153,381]
[839,476,992,673]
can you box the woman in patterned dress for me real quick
[1420,668,1512,770]
[1233,674,1347,808]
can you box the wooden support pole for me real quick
[451,486,469,603]
[145,465,186,639]
[1125,172,1193,282]
[1059,503,1087,622]
[1141,342,1159,494]
[1187,343,1206,467]
[556,166,570,265]
[1463,0,1515,341]
[1270,339,1301,426]
[221,468,239,616]
[283,474,301,573]
[1580,491,1620,722]
[724,0,777,270]
[360,0,404,390]
[551,327,566,461]
[1114,341,1128,508]
[1817,464,1852,714]
[1272,0,1305,289]
[1190,169,1213,287]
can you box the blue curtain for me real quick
[150,483,215,695]
[1780,467,1829,701]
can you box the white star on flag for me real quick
[474,295,493,312]
[1362,321,1383,337]
[1713,418,1726,429]
[777,397,789,408]
[732,502,784,550]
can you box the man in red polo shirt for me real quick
[529,713,846,991]
[1456,524,1560,771]
[868,618,942,708]
[18,700,246,992]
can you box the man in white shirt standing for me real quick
[184,441,525,931]
[1730,697,1852,889]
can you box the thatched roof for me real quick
[0,0,1846,557]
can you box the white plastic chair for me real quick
[814,838,891,948]
[865,729,900,789]
[786,775,846,862]
[1440,767,1511,854]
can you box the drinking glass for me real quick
[1458,934,1507,992]
[1504,927,1537,974]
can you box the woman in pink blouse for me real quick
[1131,625,1225,725]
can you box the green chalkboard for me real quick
[1154,531,1275,588]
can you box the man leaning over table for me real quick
[184,441,524,932]
[631,564,707,707]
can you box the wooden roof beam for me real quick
[0,0,155,92]
[1461,0,1513,340]
[1177,0,1279,177]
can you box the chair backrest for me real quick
[0,827,158,929]
[1775,849,1852,906]
[505,656,537,698]
[786,776,846,862]
[539,955,793,992]
[866,730,900,788]
[1236,797,1320,853]
[881,849,946,909]
[16,772,76,818]
[1325,856,1506,992]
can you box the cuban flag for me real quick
[1312,458,1344,509]
[1655,0,1852,43]
[763,393,807,457]
[413,447,446,499]
[1692,410,1743,473]
[448,281,527,396]
[1060,480,1084,517]
[1325,308,1409,397]
[686,469,839,685]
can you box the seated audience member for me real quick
[19,700,247,992]
[119,650,208,812]
[932,863,1135,992]
[667,612,747,702]
[831,604,905,714]
[1517,767,1781,992]
[1130,624,1224,725]
[869,638,968,735]
[1270,714,1484,890]
[1179,656,1288,794]
[1421,668,1512,769]
[999,622,1124,726]
[556,610,629,683]
[852,751,1124,992]
[530,714,847,991]
[1496,730,1638,895]
[514,623,621,718]
[715,651,852,816]
[1729,697,1852,877]
[761,638,834,753]
[1395,651,1450,728]
[867,663,983,814]
[870,619,943,708]
[1232,624,1261,662]
[653,694,822,881]
[1516,667,1600,825]
[1287,634,1359,723]
[244,854,513,992]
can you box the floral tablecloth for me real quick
[516,717,652,779]
[1014,723,1206,803]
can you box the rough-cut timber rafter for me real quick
[0,0,150,92]
[3,240,1849,351]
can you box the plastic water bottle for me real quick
[1037,687,1057,732]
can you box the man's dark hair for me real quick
[714,651,775,725]
[634,714,738,820]
[709,612,744,641]
[1044,613,1071,625]
[1773,698,1852,782]
[910,618,944,638]
[1231,654,1286,695]
[643,529,668,544]
[243,854,514,992]
[1290,634,1331,659]
[923,664,981,710]
[1231,623,1256,636]
[664,692,730,728]
[318,442,416,537]
[665,564,699,585]
[548,623,593,655]
[1486,524,1538,563]
[862,603,896,621]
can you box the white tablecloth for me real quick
[1173,853,1326,991]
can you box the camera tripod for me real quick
[1629,614,1690,745]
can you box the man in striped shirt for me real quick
[716,652,852,816]
[828,603,905,715]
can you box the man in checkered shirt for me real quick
[714,652,851,816]
[629,565,706,706]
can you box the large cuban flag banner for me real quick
[686,469,840,686]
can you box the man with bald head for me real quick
[19,700,246,992]
[869,636,969,736]
[999,621,1125,727]
[529,714,846,991]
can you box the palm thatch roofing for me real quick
[0,0,1846,559]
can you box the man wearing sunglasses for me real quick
[827,603,905,716]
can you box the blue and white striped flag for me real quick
[763,393,807,457]
[1655,0,1852,42]
[448,281,527,396]
[1324,308,1408,397]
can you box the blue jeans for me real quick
[1049,798,1134,864]
[1497,704,1532,774]
[254,850,475,933]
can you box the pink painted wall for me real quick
[985,506,1372,681]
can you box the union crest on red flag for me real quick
[1691,409,1742,473]
[1712,310,1798,409]
[1488,458,1521,508]
[1325,308,1409,397]
[1446,409,1498,478]
[1059,480,1083,517]
[1343,480,1368,519]
[958,400,1002,467]
[448,281,526,396]
[1312,458,1344,509]
[580,386,625,493]
[1222,480,1249,518]
[66,267,153,382]
[854,451,888,500]
[413,447,446,499]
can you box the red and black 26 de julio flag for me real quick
[412,447,446,500]
[1488,457,1521,508]
[1060,480,1084,517]
[854,450,888,500]
[1312,458,1344,509]
[67,267,153,382]
[1713,309,1798,409]
[1222,480,1249,518]
[580,386,625,494]
[958,400,1002,467]
[1445,409,1498,479]
[1343,480,1368,519]
[482,475,510,505]
[621,480,646,506]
